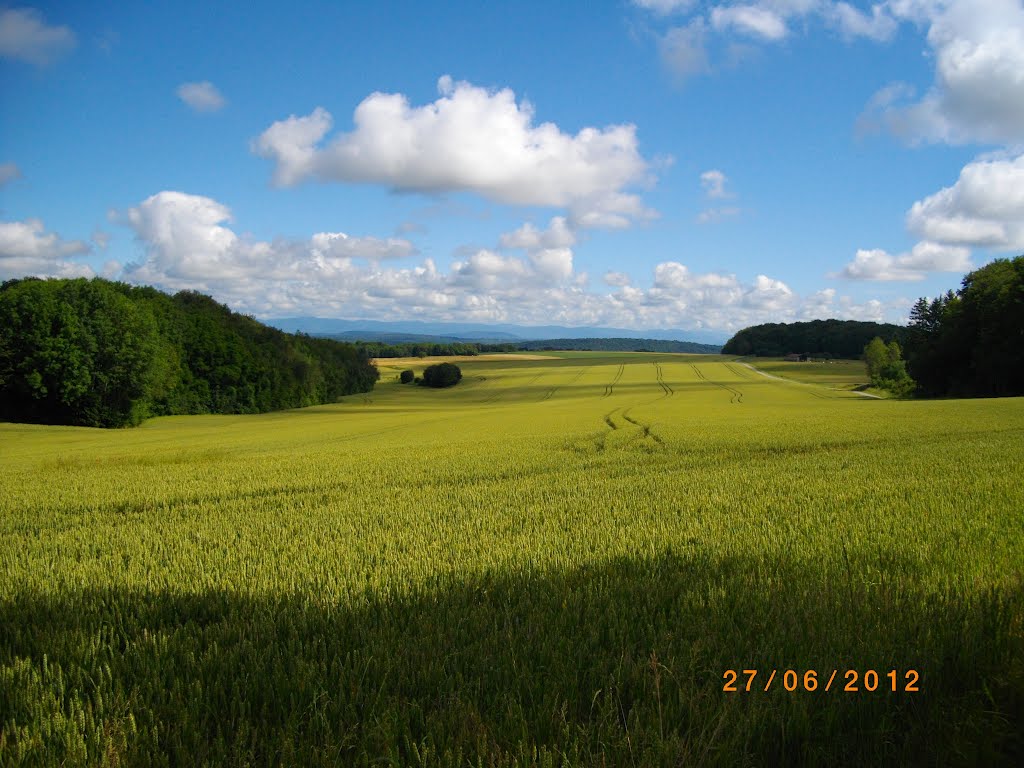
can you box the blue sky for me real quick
[2,1,1022,337]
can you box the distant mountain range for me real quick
[266,317,729,346]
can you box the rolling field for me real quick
[2,353,1023,766]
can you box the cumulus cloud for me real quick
[837,241,972,281]
[843,149,1024,282]
[0,163,21,186]
[905,152,1024,250]
[114,190,888,331]
[0,7,75,66]
[0,218,92,280]
[499,217,576,250]
[829,2,898,41]
[253,76,653,227]
[494,218,578,283]
[634,262,810,328]
[120,191,416,290]
[176,81,226,112]
[863,0,1024,145]
[309,231,417,261]
[710,5,789,40]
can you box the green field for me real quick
[2,353,1022,766]
[739,357,871,390]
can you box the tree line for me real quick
[352,340,502,358]
[0,278,379,428]
[722,319,906,358]
[512,338,721,353]
[353,338,721,357]
[904,255,1023,398]
[723,256,1022,399]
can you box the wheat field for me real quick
[2,353,1022,766]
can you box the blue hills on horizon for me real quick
[266,316,730,347]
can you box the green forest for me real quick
[0,277,379,428]
[722,319,906,358]
[352,340,491,358]
[722,256,1023,399]
[904,256,1024,397]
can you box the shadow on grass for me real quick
[2,550,1021,766]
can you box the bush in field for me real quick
[864,337,915,396]
[419,362,462,388]
[400,369,415,384]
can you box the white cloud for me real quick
[905,152,1024,249]
[309,231,416,261]
[633,0,699,14]
[499,217,576,250]
[0,7,75,66]
[449,250,532,290]
[176,81,226,112]
[570,191,655,230]
[700,169,731,198]
[253,76,653,227]
[121,191,416,290]
[116,190,891,332]
[864,0,1024,145]
[646,2,904,81]
[529,248,575,281]
[495,218,577,283]
[0,218,92,280]
[698,170,740,222]
[801,287,838,317]
[837,241,972,280]
[0,162,22,186]
[829,2,898,41]
[841,149,1022,282]
[124,192,238,282]
[711,5,789,40]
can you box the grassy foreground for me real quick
[2,353,1022,766]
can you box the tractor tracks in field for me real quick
[653,361,674,398]
[475,375,505,403]
[568,367,587,385]
[593,404,664,451]
[603,408,620,431]
[724,362,758,382]
[542,366,588,401]
[690,363,744,404]
[621,408,665,446]
[594,362,679,450]
[593,407,620,451]
[602,364,625,398]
